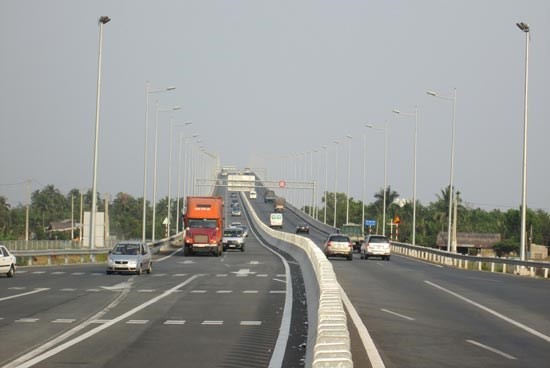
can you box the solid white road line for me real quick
[155,247,183,262]
[4,274,202,368]
[273,278,286,283]
[0,288,49,302]
[244,208,292,368]
[381,309,416,321]
[466,340,517,360]
[340,287,386,368]
[426,281,550,343]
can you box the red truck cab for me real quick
[183,197,224,256]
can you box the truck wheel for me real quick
[184,247,190,256]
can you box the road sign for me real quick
[279,180,286,188]
[365,219,376,226]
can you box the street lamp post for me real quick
[427,88,457,252]
[517,21,530,261]
[393,108,418,246]
[345,135,353,224]
[90,15,110,250]
[142,82,176,243]
[333,140,340,228]
[323,145,328,224]
[367,123,388,236]
[152,102,180,242]
[167,120,192,237]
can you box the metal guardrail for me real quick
[391,241,550,278]
[9,234,182,266]
[4,239,118,251]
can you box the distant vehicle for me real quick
[183,196,224,257]
[230,192,237,198]
[269,213,283,229]
[249,190,257,199]
[0,244,16,277]
[231,207,242,216]
[106,241,152,275]
[264,190,276,203]
[231,223,249,237]
[360,235,391,260]
[274,197,285,213]
[244,167,252,174]
[222,227,245,252]
[340,223,364,251]
[322,234,353,261]
[295,223,310,234]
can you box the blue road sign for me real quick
[365,219,376,226]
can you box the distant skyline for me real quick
[1,1,549,212]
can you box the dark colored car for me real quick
[295,223,310,234]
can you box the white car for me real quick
[360,235,391,260]
[222,227,245,252]
[107,241,152,275]
[0,244,16,277]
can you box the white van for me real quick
[249,190,257,199]
[269,213,283,229]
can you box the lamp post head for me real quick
[346,134,353,139]
[392,109,401,114]
[426,91,437,96]
[166,86,176,91]
[99,16,111,24]
[516,22,530,32]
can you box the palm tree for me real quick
[373,186,399,231]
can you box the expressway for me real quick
[248,187,550,368]
[3,183,550,368]
[0,187,307,368]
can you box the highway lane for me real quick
[0,193,306,367]
[250,187,550,367]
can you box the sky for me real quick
[1,0,549,213]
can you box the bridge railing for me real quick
[391,241,550,278]
[9,234,182,266]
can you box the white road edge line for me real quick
[0,288,49,302]
[425,280,550,343]
[340,287,386,368]
[4,274,202,368]
[244,204,292,368]
[466,340,517,360]
[395,254,444,268]
[155,246,183,262]
[381,309,416,321]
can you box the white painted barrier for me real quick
[242,195,353,368]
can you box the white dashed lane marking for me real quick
[4,318,266,327]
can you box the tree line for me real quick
[1,184,549,252]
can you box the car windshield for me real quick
[113,244,140,255]
[329,235,349,242]
[369,236,389,243]
[224,229,242,236]
[189,219,217,228]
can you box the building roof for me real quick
[436,232,501,249]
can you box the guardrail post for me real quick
[478,261,482,271]
[502,263,506,274]
[65,255,68,265]
[490,262,495,273]
[48,255,52,266]
[544,268,549,278]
